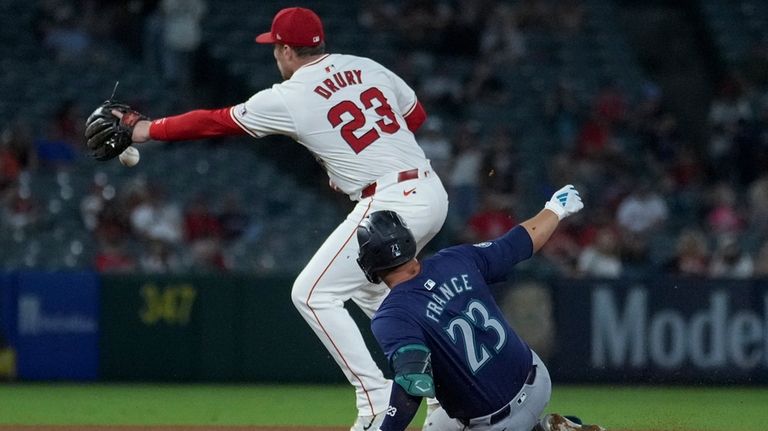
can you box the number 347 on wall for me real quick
[139,284,197,326]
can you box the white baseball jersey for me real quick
[230,53,428,198]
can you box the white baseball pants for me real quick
[291,167,448,416]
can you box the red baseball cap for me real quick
[255,7,325,47]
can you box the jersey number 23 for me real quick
[445,300,507,374]
[327,87,401,154]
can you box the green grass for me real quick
[0,384,766,430]
[548,385,768,430]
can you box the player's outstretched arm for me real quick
[113,107,248,143]
[521,184,583,253]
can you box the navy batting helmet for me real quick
[356,210,417,284]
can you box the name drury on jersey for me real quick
[313,69,363,99]
[425,273,473,322]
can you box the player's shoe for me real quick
[540,413,606,431]
[350,412,385,431]
[564,416,583,425]
[421,399,440,430]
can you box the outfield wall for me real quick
[0,272,766,383]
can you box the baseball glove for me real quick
[84,102,148,161]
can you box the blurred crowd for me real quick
[81,173,255,273]
[360,0,768,279]
[3,0,768,277]
[33,0,206,87]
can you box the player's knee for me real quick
[291,277,338,314]
[290,279,310,311]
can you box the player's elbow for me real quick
[404,101,426,132]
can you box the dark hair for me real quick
[292,41,326,57]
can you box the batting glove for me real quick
[544,184,584,220]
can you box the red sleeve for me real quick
[149,107,248,141]
[403,100,427,133]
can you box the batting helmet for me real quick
[356,210,417,284]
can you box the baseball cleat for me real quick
[564,415,583,424]
[350,412,385,431]
[540,413,606,431]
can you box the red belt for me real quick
[360,169,420,199]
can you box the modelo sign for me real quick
[551,279,767,383]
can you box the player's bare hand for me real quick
[112,109,151,143]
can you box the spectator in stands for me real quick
[616,180,668,235]
[707,123,735,180]
[181,193,227,270]
[0,138,22,192]
[462,192,516,243]
[417,69,463,115]
[35,0,92,61]
[53,100,83,145]
[447,122,483,228]
[577,227,622,278]
[416,117,452,177]
[575,111,614,160]
[594,80,628,127]
[0,123,37,174]
[480,3,526,66]
[140,239,182,273]
[79,172,114,231]
[545,78,580,150]
[217,192,250,242]
[663,228,710,277]
[708,75,753,130]
[644,112,681,168]
[464,61,509,105]
[706,182,745,236]
[2,186,39,231]
[188,235,228,272]
[159,0,206,88]
[129,185,183,245]
[540,220,581,277]
[397,0,452,50]
[615,181,668,269]
[666,144,705,191]
[183,194,222,242]
[709,235,753,279]
[94,237,136,273]
[357,1,398,32]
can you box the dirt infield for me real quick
[0,428,346,431]
[0,427,666,431]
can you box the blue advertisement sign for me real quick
[15,271,99,380]
[0,273,16,346]
[550,278,768,383]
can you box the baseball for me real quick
[119,146,140,167]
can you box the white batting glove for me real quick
[544,184,584,220]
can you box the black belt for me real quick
[458,365,537,426]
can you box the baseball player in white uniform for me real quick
[121,7,448,430]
